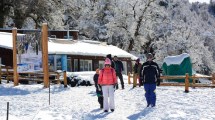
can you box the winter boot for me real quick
[116,84,119,90]
[100,104,103,109]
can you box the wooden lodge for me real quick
[0,29,137,74]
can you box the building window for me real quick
[74,59,78,72]
[67,58,72,72]
[56,55,62,70]
[122,61,127,75]
[80,59,92,71]
[99,61,104,69]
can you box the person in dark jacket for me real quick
[133,58,142,88]
[106,54,115,69]
[93,68,103,109]
[140,53,160,107]
[113,56,124,89]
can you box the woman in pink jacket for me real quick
[98,58,117,112]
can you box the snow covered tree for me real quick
[1,0,215,74]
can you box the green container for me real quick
[162,54,192,83]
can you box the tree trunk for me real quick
[0,0,5,28]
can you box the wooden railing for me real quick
[0,66,13,83]
[128,72,215,92]
[0,66,67,86]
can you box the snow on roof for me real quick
[0,32,25,49]
[0,32,137,60]
[163,53,190,66]
[48,39,137,60]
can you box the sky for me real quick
[189,0,210,4]
[0,72,215,120]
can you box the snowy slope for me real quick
[0,72,215,120]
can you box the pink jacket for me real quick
[98,67,117,85]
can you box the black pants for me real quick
[116,72,124,89]
[98,96,103,108]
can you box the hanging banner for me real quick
[16,31,42,72]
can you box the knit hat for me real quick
[106,54,112,60]
[104,58,111,65]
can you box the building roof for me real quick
[0,32,25,49]
[0,32,137,60]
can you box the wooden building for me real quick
[0,30,137,74]
[48,39,137,74]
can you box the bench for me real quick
[18,72,61,84]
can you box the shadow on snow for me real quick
[127,108,155,120]
[0,86,30,96]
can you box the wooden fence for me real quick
[128,72,215,93]
[0,65,68,87]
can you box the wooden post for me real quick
[56,72,60,84]
[212,73,215,85]
[192,74,196,89]
[133,73,137,87]
[63,71,67,88]
[128,72,131,84]
[6,67,9,83]
[42,23,49,88]
[185,73,189,93]
[12,28,19,86]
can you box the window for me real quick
[67,58,71,72]
[80,59,92,71]
[122,61,127,75]
[74,59,78,72]
[56,55,62,70]
[99,61,104,69]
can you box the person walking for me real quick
[106,54,115,69]
[113,56,124,89]
[98,58,117,112]
[93,68,103,109]
[140,53,160,107]
[133,58,142,88]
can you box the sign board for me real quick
[16,31,42,72]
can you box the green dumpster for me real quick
[162,53,192,82]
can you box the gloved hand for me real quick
[157,79,161,86]
[98,85,102,91]
[113,84,116,88]
[113,84,117,90]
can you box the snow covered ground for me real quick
[0,72,215,120]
